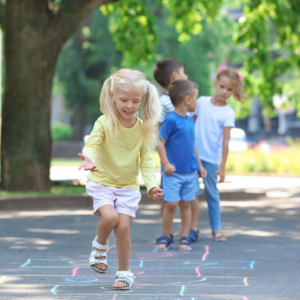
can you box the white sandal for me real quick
[214,233,227,242]
[90,235,109,273]
[113,270,134,290]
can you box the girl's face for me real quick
[111,83,144,124]
[214,76,235,102]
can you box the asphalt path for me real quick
[0,190,300,300]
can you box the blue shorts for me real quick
[162,171,198,202]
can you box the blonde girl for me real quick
[189,66,245,242]
[78,69,164,289]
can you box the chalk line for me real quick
[112,294,117,300]
[202,245,210,261]
[106,244,116,253]
[243,297,249,300]
[139,260,144,268]
[243,278,249,286]
[72,267,79,276]
[138,272,144,275]
[51,285,59,295]
[250,261,256,269]
[180,285,185,296]
[20,259,31,268]
[0,276,6,284]
[195,267,201,277]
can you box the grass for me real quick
[0,185,87,198]
[51,158,82,166]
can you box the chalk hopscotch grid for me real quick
[20,258,256,269]
[0,244,253,299]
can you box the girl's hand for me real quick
[150,187,164,202]
[163,163,176,176]
[198,166,207,178]
[215,167,225,182]
[78,153,99,172]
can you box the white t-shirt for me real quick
[160,93,174,123]
[194,96,235,165]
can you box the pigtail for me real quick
[140,82,161,149]
[99,76,123,147]
[234,78,246,103]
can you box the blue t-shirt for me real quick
[159,112,199,173]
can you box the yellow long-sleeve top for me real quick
[82,115,158,195]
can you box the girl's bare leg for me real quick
[93,205,119,271]
[113,214,131,288]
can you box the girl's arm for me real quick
[156,139,176,176]
[140,144,163,201]
[215,127,231,182]
[78,118,104,171]
[195,146,207,178]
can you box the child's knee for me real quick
[102,211,119,227]
[179,200,191,209]
[165,201,178,213]
[114,221,130,236]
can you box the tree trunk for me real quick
[1,0,116,191]
[1,0,61,191]
[71,23,87,142]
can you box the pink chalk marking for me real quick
[106,244,116,253]
[205,245,209,253]
[243,297,248,300]
[112,295,117,300]
[138,272,144,275]
[195,267,201,277]
[72,267,79,276]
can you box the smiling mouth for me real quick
[124,110,133,115]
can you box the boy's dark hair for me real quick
[154,59,183,88]
[169,80,198,107]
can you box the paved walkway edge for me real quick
[0,188,273,211]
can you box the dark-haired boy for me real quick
[154,59,188,124]
[155,80,207,251]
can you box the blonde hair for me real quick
[99,69,161,149]
[216,68,246,103]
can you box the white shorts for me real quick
[86,179,141,219]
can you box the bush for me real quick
[152,146,300,174]
[51,123,73,142]
[226,147,300,174]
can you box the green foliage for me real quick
[101,0,157,65]
[54,9,123,124]
[101,0,224,65]
[55,1,248,124]
[235,0,300,116]
[51,123,73,142]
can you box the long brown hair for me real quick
[215,68,246,103]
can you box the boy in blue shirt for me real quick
[155,80,207,251]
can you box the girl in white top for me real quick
[191,66,246,242]
[78,69,163,289]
